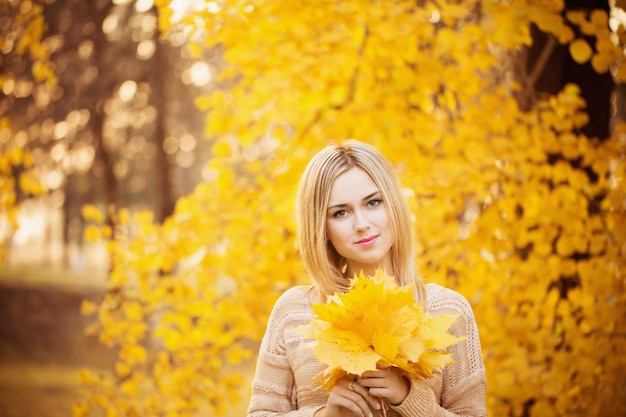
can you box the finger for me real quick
[360,367,400,385]
[367,372,410,406]
[340,393,373,417]
[358,374,386,388]
[328,394,371,417]
[360,370,377,378]
[348,381,381,411]
[334,379,373,416]
[360,368,386,379]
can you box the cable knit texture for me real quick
[247,283,487,417]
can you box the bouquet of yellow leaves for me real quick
[296,269,465,392]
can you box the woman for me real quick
[247,140,487,417]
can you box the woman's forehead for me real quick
[328,167,379,202]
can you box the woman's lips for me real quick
[356,235,378,247]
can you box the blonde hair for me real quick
[295,140,426,303]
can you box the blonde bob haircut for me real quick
[295,140,426,303]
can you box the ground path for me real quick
[0,264,252,417]
[0,267,113,417]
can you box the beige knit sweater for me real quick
[247,283,487,417]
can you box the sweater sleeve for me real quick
[390,285,488,417]
[247,287,326,417]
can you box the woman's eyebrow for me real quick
[327,202,347,211]
[363,191,381,201]
[327,191,381,211]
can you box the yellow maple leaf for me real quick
[296,269,465,391]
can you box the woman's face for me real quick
[326,167,394,278]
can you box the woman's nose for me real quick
[353,210,370,231]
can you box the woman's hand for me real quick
[318,375,381,417]
[358,367,410,406]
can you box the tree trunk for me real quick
[151,17,175,223]
[524,0,613,139]
[86,1,117,230]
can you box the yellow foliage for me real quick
[78,1,626,417]
[0,119,46,262]
[80,300,97,316]
[83,225,108,243]
[78,369,102,387]
[81,205,105,224]
[297,270,464,391]
[566,8,623,76]
[569,38,593,64]
[6,2,56,85]
[72,403,89,417]
[120,374,142,397]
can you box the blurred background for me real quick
[2,0,626,417]
[1,0,218,415]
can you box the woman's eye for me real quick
[368,199,382,207]
[332,210,346,218]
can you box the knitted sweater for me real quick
[247,283,487,417]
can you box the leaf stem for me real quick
[378,398,387,417]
